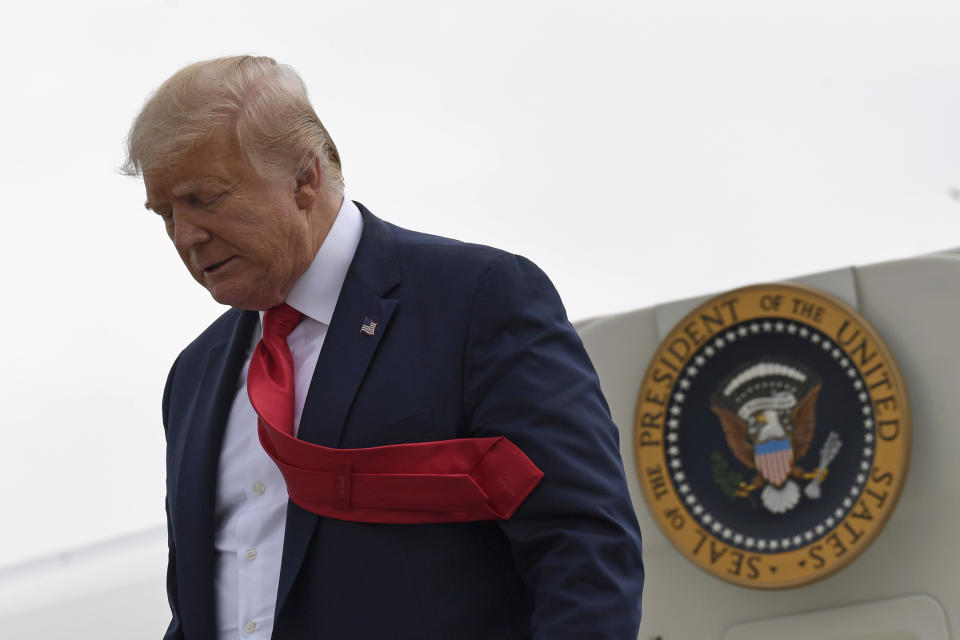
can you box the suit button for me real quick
[245,548,258,561]
[244,621,256,633]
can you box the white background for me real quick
[2,0,959,568]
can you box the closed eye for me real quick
[191,193,226,208]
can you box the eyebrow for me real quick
[171,179,224,198]
[144,178,227,211]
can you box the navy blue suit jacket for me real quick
[161,204,644,639]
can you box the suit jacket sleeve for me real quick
[462,253,644,638]
[161,355,185,640]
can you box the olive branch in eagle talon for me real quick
[711,451,746,500]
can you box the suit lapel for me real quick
[275,204,400,616]
[173,310,257,638]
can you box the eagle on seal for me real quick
[710,360,822,514]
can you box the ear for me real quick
[294,154,322,210]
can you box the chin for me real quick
[208,284,283,311]
[207,284,254,310]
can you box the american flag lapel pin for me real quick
[360,317,378,336]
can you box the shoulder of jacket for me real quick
[177,307,248,362]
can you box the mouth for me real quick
[202,256,236,274]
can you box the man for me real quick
[124,55,643,639]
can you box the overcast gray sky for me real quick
[2,0,959,566]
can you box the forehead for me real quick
[144,128,251,200]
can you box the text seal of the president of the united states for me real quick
[634,283,910,589]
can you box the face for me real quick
[144,129,320,310]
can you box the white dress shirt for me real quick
[212,197,363,639]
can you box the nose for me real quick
[170,206,211,250]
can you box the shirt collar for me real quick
[282,196,363,325]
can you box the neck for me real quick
[308,191,345,255]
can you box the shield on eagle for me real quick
[755,437,793,487]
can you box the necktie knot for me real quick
[264,303,302,341]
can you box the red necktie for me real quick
[247,303,544,524]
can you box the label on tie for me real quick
[333,461,352,510]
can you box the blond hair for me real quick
[121,55,343,193]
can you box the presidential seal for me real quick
[634,284,910,588]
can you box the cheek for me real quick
[178,254,204,285]
[260,213,308,258]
